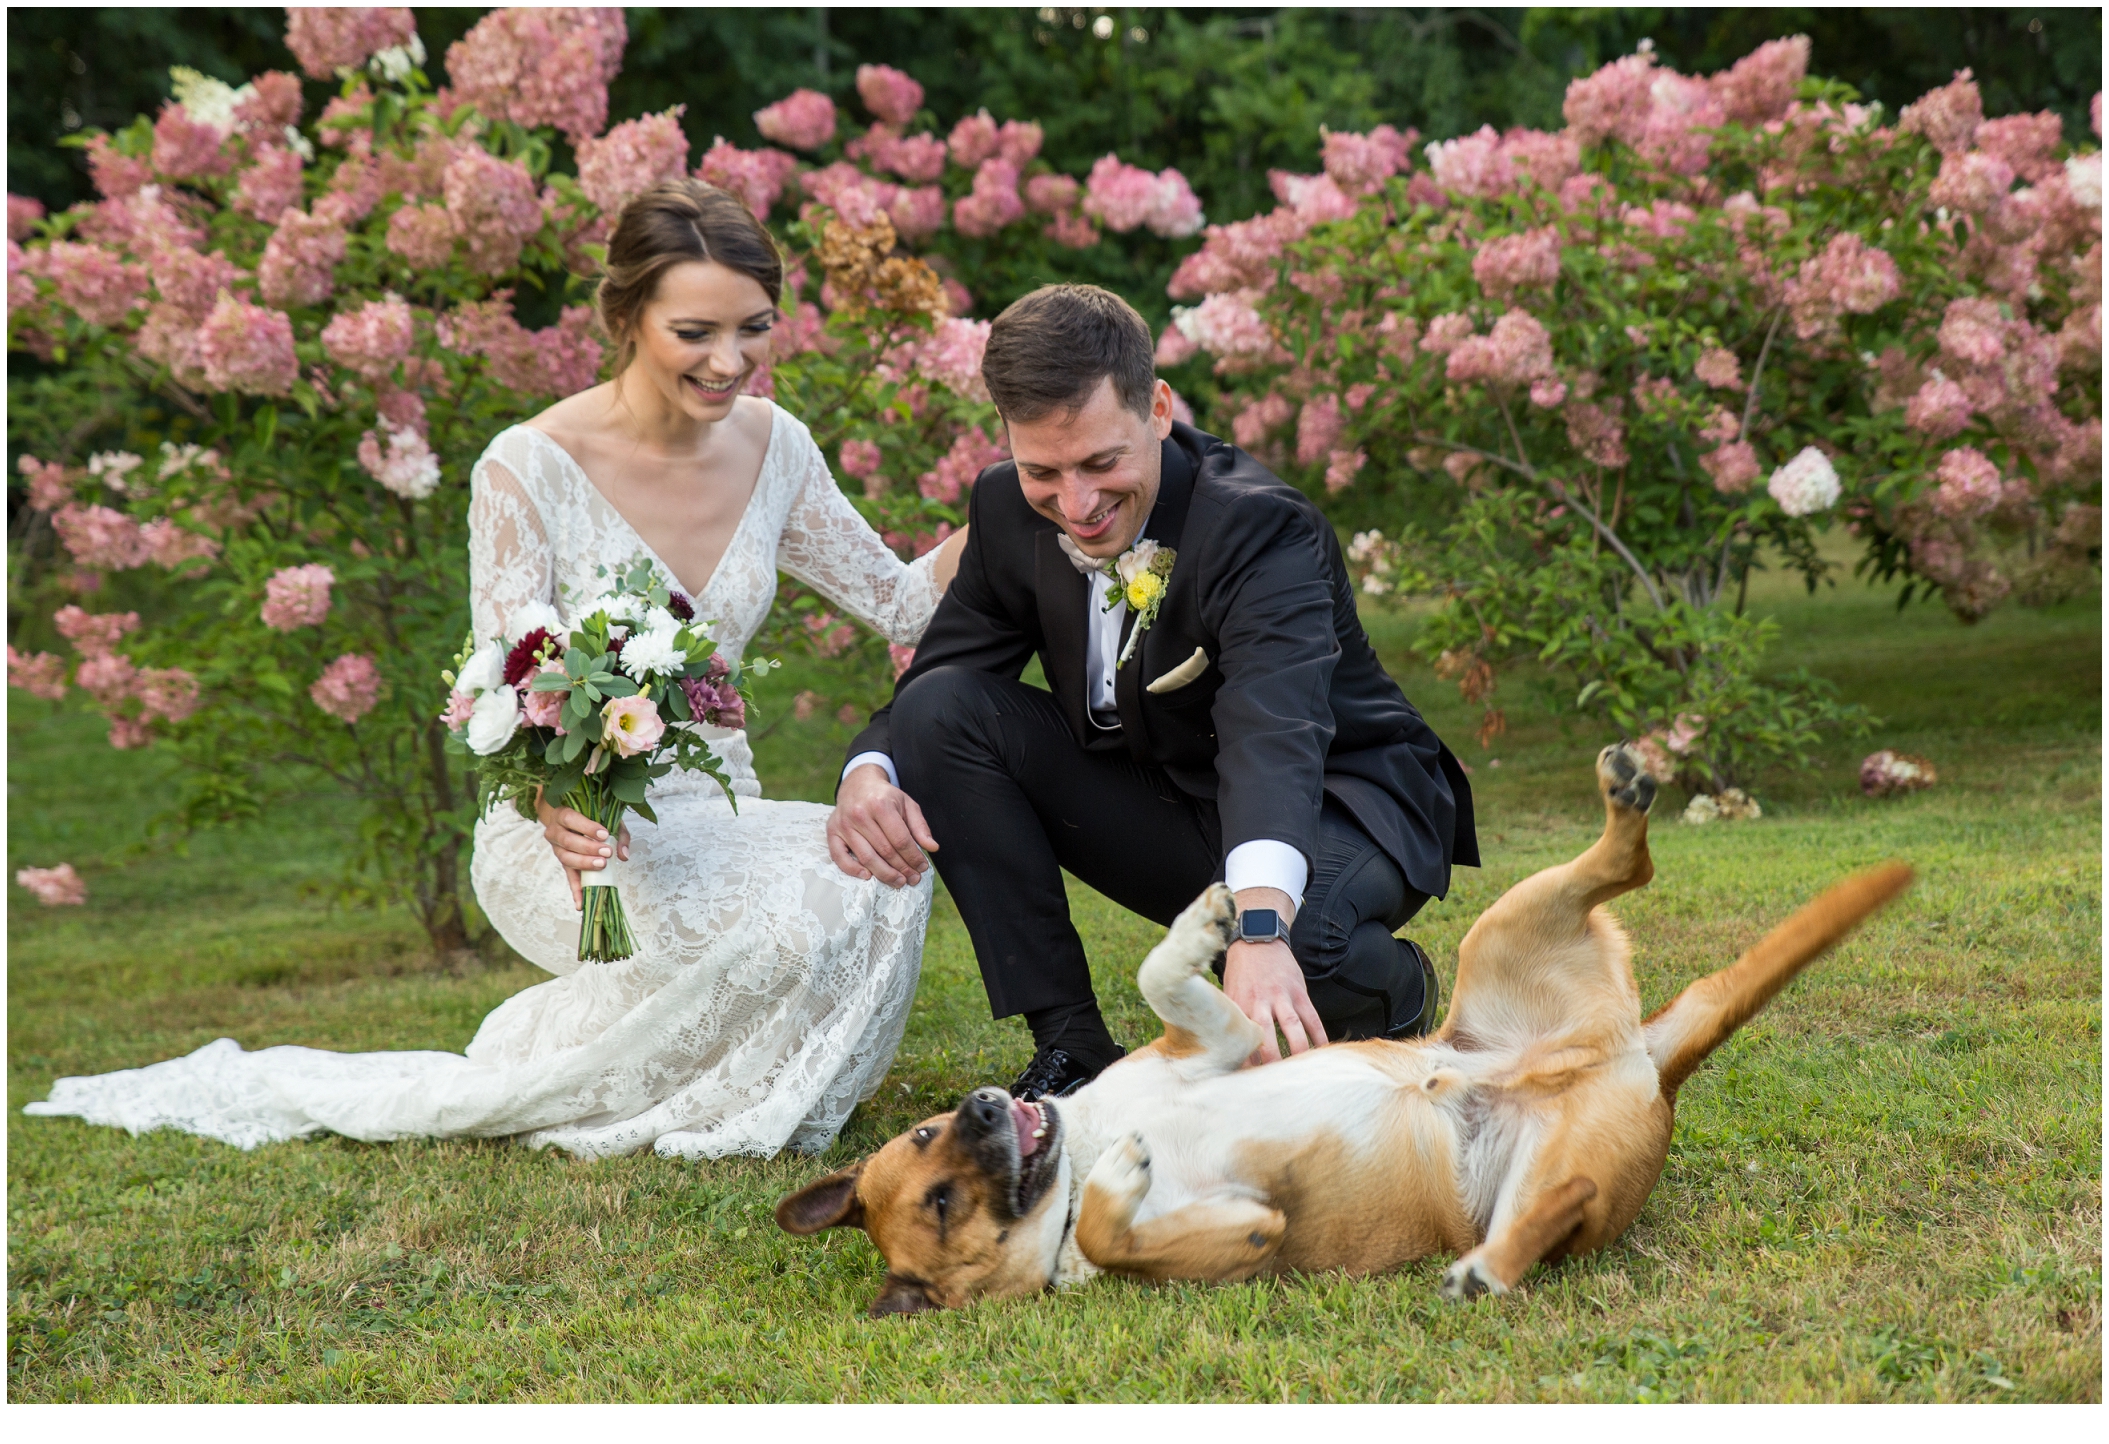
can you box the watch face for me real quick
[1238,908,1280,942]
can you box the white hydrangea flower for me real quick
[1767,446,1841,517]
[2066,152,2102,209]
[368,35,427,83]
[170,65,250,135]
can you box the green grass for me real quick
[8,556,2101,1402]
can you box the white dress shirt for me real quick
[845,540,1310,911]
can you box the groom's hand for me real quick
[828,763,939,887]
[1223,888,1327,1065]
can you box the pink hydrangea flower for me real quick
[755,88,837,152]
[1904,373,1974,438]
[141,518,219,569]
[997,120,1044,167]
[948,109,1000,168]
[385,202,457,269]
[441,295,603,397]
[1929,150,2015,214]
[16,863,86,906]
[236,71,305,130]
[919,316,992,401]
[1785,233,1901,338]
[1638,70,1727,176]
[856,64,923,127]
[1320,124,1413,194]
[888,185,947,241]
[1269,170,1357,225]
[1295,393,1346,466]
[1899,69,1984,154]
[1084,156,1203,237]
[838,438,883,481]
[1564,52,1656,148]
[41,242,147,326]
[1701,441,1761,493]
[1176,289,1274,357]
[85,135,154,201]
[74,651,138,706]
[1694,346,1744,390]
[697,138,800,218]
[54,605,139,658]
[889,644,917,680]
[52,504,151,570]
[357,425,441,499]
[1155,325,1199,367]
[1709,36,1809,125]
[576,106,690,215]
[1024,174,1080,215]
[444,8,625,143]
[1529,377,1568,409]
[1232,393,1293,450]
[919,426,1007,504]
[1426,126,1514,197]
[258,207,348,307]
[1447,310,1555,387]
[1565,400,1629,468]
[234,144,307,222]
[321,294,415,381]
[1973,111,2066,183]
[444,148,545,275]
[953,158,1025,238]
[151,101,234,181]
[7,193,44,241]
[1166,212,1293,298]
[1932,446,2003,518]
[1500,128,1582,191]
[285,7,418,79]
[262,563,336,631]
[135,667,200,724]
[800,161,895,228]
[1472,226,1561,299]
[1419,312,1477,356]
[1043,211,1100,249]
[851,125,947,184]
[311,653,382,722]
[198,293,298,395]
[1937,296,2008,368]
[1324,448,1368,494]
[8,646,68,700]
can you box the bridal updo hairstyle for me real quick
[981,283,1157,423]
[595,179,785,376]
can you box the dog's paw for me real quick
[1597,743,1658,815]
[1169,883,1238,969]
[1439,1253,1508,1302]
[1087,1131,1154,1205]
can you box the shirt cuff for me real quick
[842,751,899,789]
[1225,839,1308,912]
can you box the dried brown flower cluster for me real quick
[813,212,948,319]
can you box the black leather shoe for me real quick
[1390,938,1441,1040]
[1009,1045,1119,1102]
[1308,937,1441,1042]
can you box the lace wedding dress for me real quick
[26,403,941,1160]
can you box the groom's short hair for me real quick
[982,284,1157,423]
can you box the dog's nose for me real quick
[958,1088,1008,1138]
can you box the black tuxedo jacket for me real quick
[846,422,1478,899]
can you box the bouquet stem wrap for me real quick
[571,777,637,963]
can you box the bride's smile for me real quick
[621,258,779,430]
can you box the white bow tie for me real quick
[1056,532,1107,576]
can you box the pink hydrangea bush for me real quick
[16,862,88,906]
[1177,43,2099,789]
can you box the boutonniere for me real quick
[1100,538,1177,668]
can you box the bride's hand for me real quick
[536,787,631,911]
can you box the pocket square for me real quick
[1145,646,1210,695]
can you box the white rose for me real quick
[619,622,686,681]
[455,640,505,695]
[504,601,563,647]
[1767,446,1841,517]
[1115,538,1160,586]
[465,685,521,755]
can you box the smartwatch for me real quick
[1236,908,1292,945]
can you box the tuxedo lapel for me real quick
[1035,528,1092,742]
[1113,436,1198,752]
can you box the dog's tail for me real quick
[1643,863,1913,1096]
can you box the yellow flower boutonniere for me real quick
[1100,538,1177,667]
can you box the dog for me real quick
[777,744,1913,1314]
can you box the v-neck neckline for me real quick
[518,404,780,602]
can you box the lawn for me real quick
[7,553,2101,1402]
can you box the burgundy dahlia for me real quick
[504,627,557,687]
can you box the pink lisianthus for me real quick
[755,88,837,152]
[311,653,382,723]
[16,862,87,906]
[321,293,415,381]
[601,693,665,756]
[919,425,1007,504]
[261,563,335,631]
[198,293,298,395]
[1932,446,2004,518]
[948,110,1000,169]
[519,663,567,728]
[697,138,800,217]
[53,605,139,658]
[41,242,148,326]
[443,7,625,143]
[7,646,68,700]
[52,504,151,570]
[1295,394,1345,466]
[856,64,924,127]
[577,107,690,215]
[285,7,418,79]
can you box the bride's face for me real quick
[627,259,777,422]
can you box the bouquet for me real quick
[442,557,773,962]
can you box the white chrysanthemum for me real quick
[592,592,647,626]
[465,685,521,755]
[2066,152,2102,209]
[455,640,505,695]
[619,622,686,681]
[1767,446,1841,517]
[504,600,564,647]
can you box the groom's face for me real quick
[1009,375,1176,559]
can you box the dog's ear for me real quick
[774,1164,865,1235]
[869,1273,939,1317]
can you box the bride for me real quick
[27,180,958,1161]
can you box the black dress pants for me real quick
[889,668,1429,1035]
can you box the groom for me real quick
[827,284,1478,1100]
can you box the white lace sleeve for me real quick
[773,421,943,646]
[468,438,554,644]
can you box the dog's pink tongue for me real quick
[1011,1099,1040,1158]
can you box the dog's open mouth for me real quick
[1007,1096,1061,1216]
